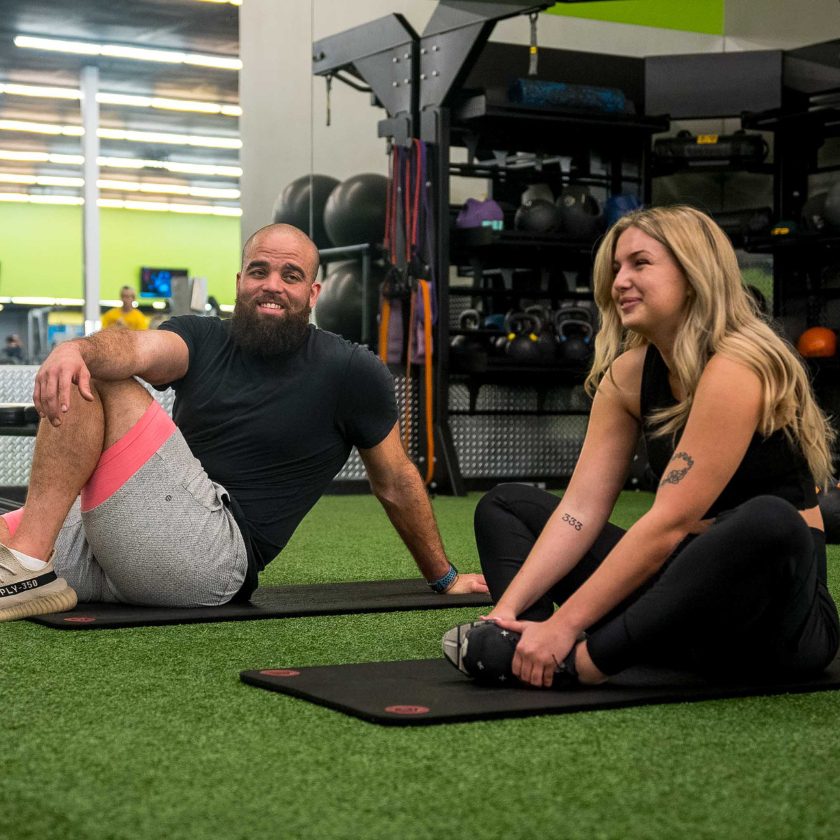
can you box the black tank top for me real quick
[640,344,817,517]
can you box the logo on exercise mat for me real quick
[260,669,300,677]
[65,616,96,623]
[384,705,430,715]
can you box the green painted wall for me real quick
[547,1,725,35]
[0,203,241,305]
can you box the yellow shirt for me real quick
[101,307,149,331]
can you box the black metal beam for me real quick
[312,14,418,122]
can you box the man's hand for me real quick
[444,572,489,595]
[491,616,579,688]
[33,343,95,426]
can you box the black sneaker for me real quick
[0,546,77,622]
[442,620,520,685]
[442,620,580,688]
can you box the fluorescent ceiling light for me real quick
[0,148,242,178]
[14,35,241,71]
[195,0,242,6]
[0,191,241,215]
[0,173,240,198]
[0,119,241,149]
[0,82,241,117]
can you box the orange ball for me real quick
[796,326,837,358]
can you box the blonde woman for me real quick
[444,205,839,688]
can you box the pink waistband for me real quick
[81,399,176,512]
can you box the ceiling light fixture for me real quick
[0,172,240,198]
[0,191,241,215]
[0,119,241,149]
[0,82,241,117]
[14,35,242,71]
[0,148,242,177]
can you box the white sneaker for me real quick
[0,545,77,621]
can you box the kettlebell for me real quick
[525,305,558,363]
[451,308,488,372]
[504,311,542,364]
[555,316,594,364]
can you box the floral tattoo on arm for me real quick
[659,451,694,487]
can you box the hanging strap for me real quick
[528,12,539,77]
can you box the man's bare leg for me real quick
[9,378,153,562]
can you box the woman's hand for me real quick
[492,616,580,688]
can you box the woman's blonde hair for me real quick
[585,204,836,486]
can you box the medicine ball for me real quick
[315,260,383,344]
[272,174,340,249]
[323,173,389,247]
[556,185,604,239]
[514,198,561,233]
[823,181,840,230]
[521,183,555,204]
[796,326,837,358]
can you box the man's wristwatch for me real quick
[428,563,458,593]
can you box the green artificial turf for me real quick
[3,490,840,840]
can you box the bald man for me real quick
[0,224,486,620]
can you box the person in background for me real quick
[101,286,149,331]
[2,335,24,364]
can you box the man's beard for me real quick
[230,297,311,358]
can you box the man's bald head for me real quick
[240,223,320,282]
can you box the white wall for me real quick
[725,0,840,50]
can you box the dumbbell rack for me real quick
[433,97,666,491]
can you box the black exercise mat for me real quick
[28,579,491,629]
[240,654,840,726]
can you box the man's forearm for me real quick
[374,465,450,581]
[71,331,144,380]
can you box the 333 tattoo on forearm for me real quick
[561,512,583,531]
[660,451,694,486]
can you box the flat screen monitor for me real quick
[140,267,188,298]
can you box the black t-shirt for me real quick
[157,317,398,588]
[641,343,817,517]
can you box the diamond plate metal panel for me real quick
[0,366,37,402]
[451,413,588,479]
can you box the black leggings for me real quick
[475,484,840,677]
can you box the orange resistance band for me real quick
[378,298,391,364]
[403,287,416,452]
[418,279,435,485]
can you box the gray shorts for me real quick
[53,430,248,607]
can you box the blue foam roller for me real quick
[509,78,628,114]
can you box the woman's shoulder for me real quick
[597,345,647,419]
[609,345,648,384]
